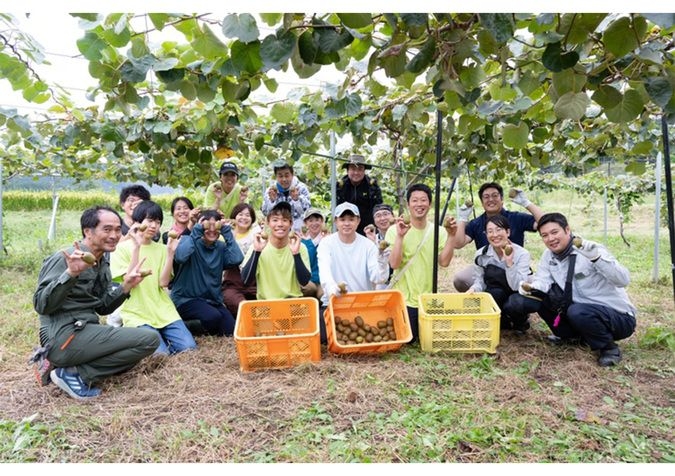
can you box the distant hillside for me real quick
[4,176,177,195]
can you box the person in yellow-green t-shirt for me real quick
[385,183,458,343]
[203,161,250,218]
[110,200,197,355]
[241,201,311,300]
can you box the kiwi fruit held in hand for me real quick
[503,244,513,256]
[168,230,179,240]
[81,252,96,265]
[572,236,583,248]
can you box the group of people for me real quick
[31,154,637,401]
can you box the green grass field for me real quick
[0,190,673,463]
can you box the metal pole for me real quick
[604,160,609,244]
[653,152,662,283]
[329,130,337,232]
[433,108,442,293]
[660,115,675,304]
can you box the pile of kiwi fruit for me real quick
[333,315,397,345]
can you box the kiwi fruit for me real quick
[139,269,152,278]
[572,237,583,248]
[508,188,519,199]
[259,229,269,240]
[443,216,454,229]
[138,223,148,232]
[386,317,394,326]
[168,230,179,240]
[378,240,389,251]
[377,320,387,329]
[401,213,411,225]
[321,225,329,234]
[504,244,513,256]
[464,199,473,208]
[364,224,375,234]
[354,315,364,326]
[81,252,96,265]
[338,282,347,294]
[241,185,249,193]
[388,217,396,226]
[521,283,533,292]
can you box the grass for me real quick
[0,190,674,463]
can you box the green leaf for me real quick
[76,32,107,61]
[343,93,362,116]
[317,28,354,53]
[290,48,322,78]
[477,29,498,56]
[502,121,529,149]
[604,89,644,122]
[552,68,586,97]
[400,13,428,39]
[632,140,654,155]
[270,102,295,123]
[230,40,263,74]
[459,65,486,90]
[192,24,228,60]
[259,13,282,26]
[642,13,675,29]
[222,13,260,43]
[156,68,185,83]
[559,13,606,46]
[298,31,318,64]
[148,14,169,30]
[542,42,579,72]
[260,30,296,70]
[644,77,673,108]
[603,17,639,58]
[478,13,513,43]
[337,13,372,29]
[179,80,197,100]
[406,36,436,74]
[592,85,623,109]
[554,92,590,120]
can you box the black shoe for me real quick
[546,335,563,344]
[513,321,530,336]
[598,347,622,367]
[546,335,584,346]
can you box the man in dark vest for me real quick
[336,154,383,236]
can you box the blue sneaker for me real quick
[50,368,102,400]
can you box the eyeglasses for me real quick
[481,193,501,200]
[374,212,392,219]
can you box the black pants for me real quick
[503,296,636,350]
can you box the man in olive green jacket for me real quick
[33,206,159,400]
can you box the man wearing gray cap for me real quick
[317,202,389,343]
[336,154,383,236]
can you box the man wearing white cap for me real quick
[317,202,389,343]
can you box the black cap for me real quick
[219,162,239,176]
[372,203,393,216]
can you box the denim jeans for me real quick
[141,320,197,355]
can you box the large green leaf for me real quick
[644,77,673,108]
[148,14,169,30]
[231,40,263,74]
[559,13,606,46]
[406,36,436,74]
[478,13,513,43]
[592,85,623,109]
[298,31,318,64]
[290,48,322,78]
[316,28,354,53]
[260,30,296,70]
[604,89,645,122]
[192,24,228,60]
[222,13,260,43]
[337,13,372,29]
[552,69,586,96]
[554,92,590,120]
[270,102,295,123]
[259,13,282,26]
[400,13,428,39]
[603,17,638,58]
[501,121,529,149]
[542,42,579,72]
[76,32,107,61]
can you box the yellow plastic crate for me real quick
[325,290,412,354]
[418,292,500,354]
[234,298,321,371]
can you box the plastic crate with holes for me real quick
[418,292,500,354]
[234,297,321,371]
[325,289,412,354]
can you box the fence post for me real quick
[653,152,662,283]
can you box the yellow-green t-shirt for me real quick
[204,181,242,218]
[110,240,182,328]
[385,222,448,308]
[244,243,311,300]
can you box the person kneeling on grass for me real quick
[241,201,312,300]
[32,206,160,400]
[504,212,637,367]
[170,209,244,336]
[110,200,197,355]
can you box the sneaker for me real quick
[598,347,622,367]
[50,368,102,400]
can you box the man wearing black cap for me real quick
[204,161,249,218]
[336,154,383,236]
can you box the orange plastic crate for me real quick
[234,298,321,371]
[418,292,500,354]
[325,290,412,354]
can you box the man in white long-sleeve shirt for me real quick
[317,202,389,344]
[506,212,636,367]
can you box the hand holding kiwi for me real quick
[337,282,347,294]
[81,251,96,265]
[167,230,180,240]
[503,244,513,256]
